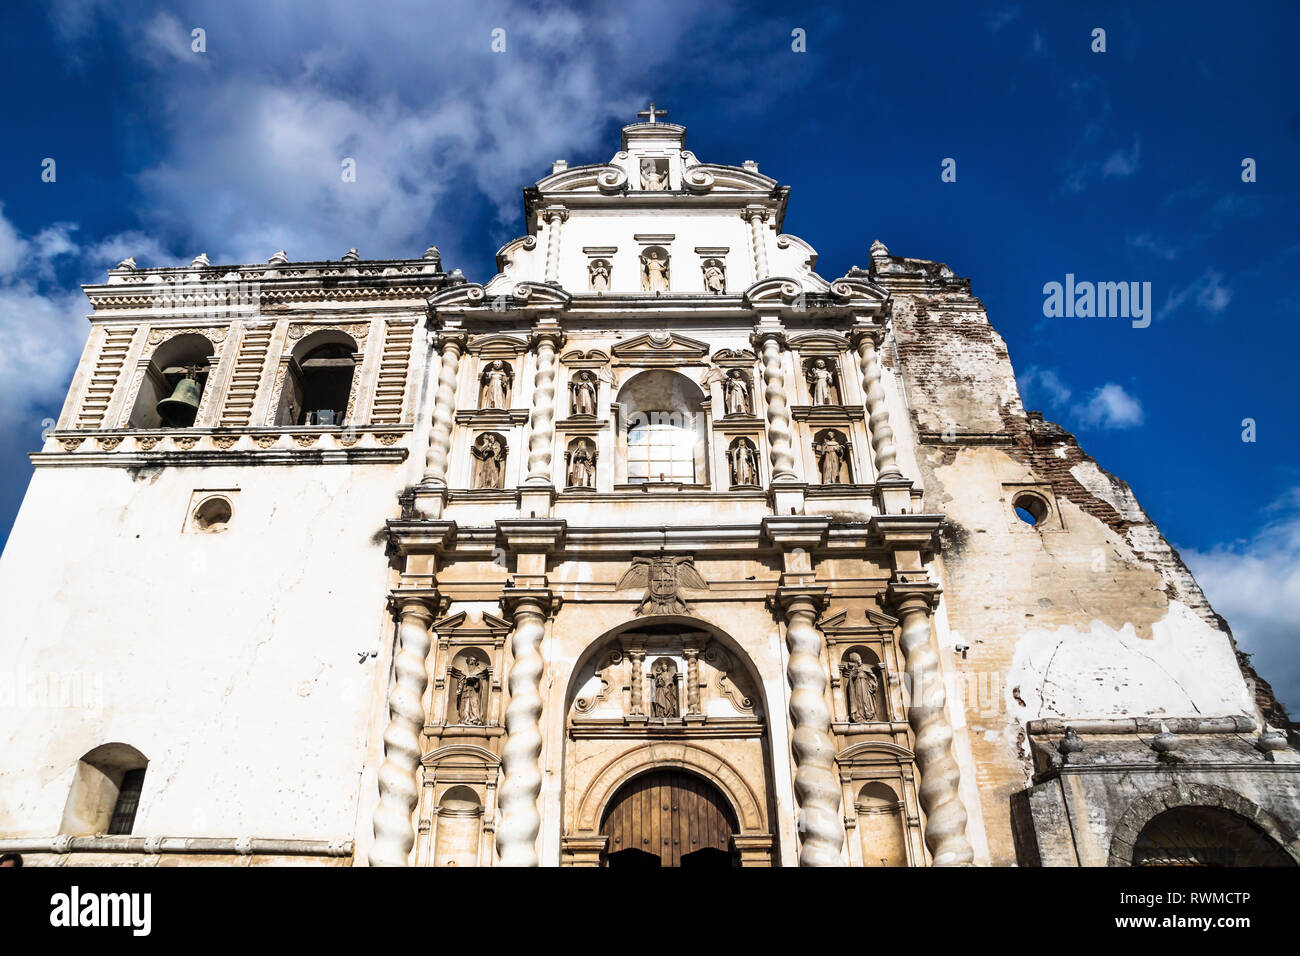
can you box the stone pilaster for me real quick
[774,585,845,866]
[497,587,556,867]
[369,595,437,867]
[885,578,973,866]
[851,326,901,480]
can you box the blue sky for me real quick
[0,1,1296,710]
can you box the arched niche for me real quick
[61,742,149,836]
[128,333,216,428]
[444,646,491,727]
[615,369,709,485]
[839,644,885,724]
[433,785,484,868]
[273,329,359,427]
[856,780,908,867]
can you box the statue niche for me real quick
[447,650,490,726]
[639,157,669,191]
[702,258,726,294]
[569,369,599,417]
[723,369,751,417]
[565,438,597,489]
[728,437,759,487]
[840,648,882,724]
[813,428,852,485]
[478,360,512,410]
[804,357,840,406]
[471,432,508,489]
[651,657,680,719]
[588,258,611,292]
[641,247,670,293]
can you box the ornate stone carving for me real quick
[173,436,198,450]
[639,157,668,191]
[479,360,512,410]
[569,370,598,417]
[212,435,239,450]
[814,429,851,484]
[841,653,879,723]
[422,333,465,485]
[723,368,751,417]
[254,434,278,449]
[806,358,837,406]
[703,642,755,714]
[449,655,488,725]
[293,434,318,447]
[59,437,84,452]
[136,436,161,450]
[651,658,680,718]
[471,432,507,489]
[728,437,759,487]
[588,258,611,292]
[564,438,597,489]
[574,648,623,715]
[525,328,564,485]
[702,258,726,293]
[641,248,670,292]
[853,329,902,479]
[616,556,708,615]
[146,326,229,347]
[286,321,369,344]
[97,437,122,451]
[752,330,796,481]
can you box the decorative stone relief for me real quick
[616,556,708,615]
[574,648,623,715]
[651,658,680,718]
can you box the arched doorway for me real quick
[601,769,739,868]
[1132,806,1297,867]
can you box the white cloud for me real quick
[1126,231,1178,261]
[1017,365,1072,407]
[1183,490,1300,716]
[1071,383,1144,429]
[1101,139,1141,178]
[1157,267,1233,320]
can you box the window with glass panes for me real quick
[627,412,695,483]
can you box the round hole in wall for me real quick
[1013,492,1049,527]
[193,496,232,532]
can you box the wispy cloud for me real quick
[1157,267,1232,320]
[1071,382,1144,430]
[1126,231,1179,261]
[1101,139,1141,178]
[1017,365,1072,407]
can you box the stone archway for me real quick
[601,768,740,867]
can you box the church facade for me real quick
[1,113,1296,868]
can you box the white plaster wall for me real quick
[0,461,405,840]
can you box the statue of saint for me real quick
[567,441,596,488]
[729,439,758,487]
[815,432,846,484]
[571,371,597,416]
[471,433,506,489]
[841,653,879,723]
[807,359,835,406]
[589,260,610,292]
[449,655,488,725]
[643,251,669,292]
[640,158,668,191]
[724,370,750,416]
[651,659,679,718]
[480,361,510,409]
[703,261,725,293]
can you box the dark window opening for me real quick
[107,768,145,835]
[295,344,355,426]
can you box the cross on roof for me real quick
[637,101,668,124]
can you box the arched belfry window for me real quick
[274,330,359,426]
[60,743,148,836]
[127,333,215,428]
[616,369,708,485]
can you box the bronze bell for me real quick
[156,375,202,427]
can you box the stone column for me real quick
[543,209,568,284]
[497,588,555,866]
[775,586,845,866]
[683,645,702,716]
[751,327,797,482]
[743,207,770,279]
[525,326,565,486]
[369,596,436,867]
[627,646,646,716]
[422,332,466,485]
[886,579,973,866]
[851,327,901,479]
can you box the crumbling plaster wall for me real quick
[874,260,1272,864]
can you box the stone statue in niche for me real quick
[651,658,679,718]
[640,158,668,191]
[479,361,511,410]
[570,370,598,417]
[617,555,708,616]
[728,438,759,487]
[702,259,725,293]
[449,655,488,725]
[471,433,507,489]
[814,430,849,485]
[807,359,836,406]
[841,653,879,723]
[566,439,597,489]
[642,250,670,292]
[588,259,610,292]
[724,369,751,416]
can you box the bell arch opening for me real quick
[127,333,216,429]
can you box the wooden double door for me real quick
[601,769,739,868]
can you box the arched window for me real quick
[274,331,358,426]
[617,369,708,485]
[60,743,148,836]
[127,333,215,428]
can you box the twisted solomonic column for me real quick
[743,207,770,279]
[752,330,797,481]
[887,579,973,866]
[776,587,845,866]
[852,328,902,479]
[525,329,564,485]
[542,209,568,284]
[422,333,465,484]
[369,597,435,867]
[497,589,554,866]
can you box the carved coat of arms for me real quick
[617,556,709,615]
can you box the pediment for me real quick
[788,331,850,352]
[827,275,890,308]
[611,332,710,364]
[428,280,571,314]
[467,334,528,357]
[742,277,807,308]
